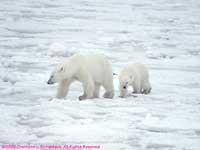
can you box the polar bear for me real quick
[47,53,114,100]
[119,64,151,98]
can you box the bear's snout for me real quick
[47,79,54,85]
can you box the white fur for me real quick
[47,53,114,100]
[119,64,151,97]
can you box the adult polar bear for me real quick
[47,53,114,100]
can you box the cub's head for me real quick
[47,64,66,85]
[119,74,133,97]
[119,75,133,89]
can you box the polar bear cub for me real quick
[119,64,151,97]
[47,53,114,100]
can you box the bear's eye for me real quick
[123,86,126,89]
[60,67,64,72]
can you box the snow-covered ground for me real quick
[0,0,200,149]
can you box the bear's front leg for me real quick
[119,84,128,98]
[119,88,128,98]
[103,90,114,99]
[79,79,94,100]
[56,79,72,99]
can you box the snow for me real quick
[0,0,200,149]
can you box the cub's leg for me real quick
[133,80,141,94]
[142,81,152,94]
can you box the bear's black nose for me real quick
[47,80,53,85]
[123,86,126,89]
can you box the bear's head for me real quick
[47,64,66,84]
[119,75,133,97]
[47,59,79,85]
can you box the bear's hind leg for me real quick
[132,85,137,94]
[133,80,141,94]
[103,91,114,99]
[101,70,114,99]
[143,88,151,94]
[79,78,95,100]
[142,81,151,94]
[102,82,114,99]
